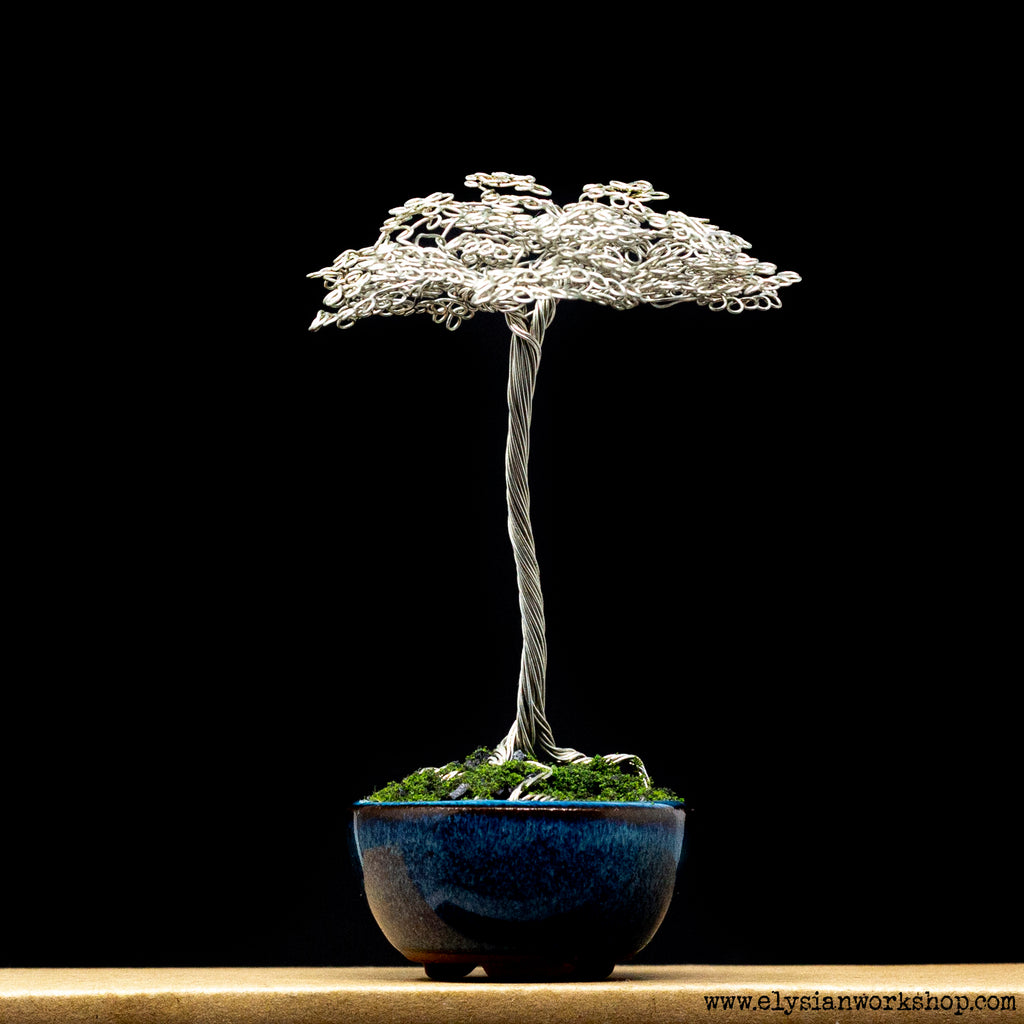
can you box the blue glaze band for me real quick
[353,799,685,808]
[351,801,685,966]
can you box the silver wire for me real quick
[309,172,800,332]
[310,173,799,797]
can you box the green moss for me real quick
[544,756,680,803]
[364,748,682,803]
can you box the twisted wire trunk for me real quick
[493,298,585,765]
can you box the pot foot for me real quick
[572,960,616,981]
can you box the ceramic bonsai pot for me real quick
[351,799,686,980]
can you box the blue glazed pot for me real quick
[351,800,686,980]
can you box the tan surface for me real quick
[1,964,1020,1023]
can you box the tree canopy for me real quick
[309,171,800,331]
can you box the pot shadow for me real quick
[413,966,640,984]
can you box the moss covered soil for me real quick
[365,747,681,803]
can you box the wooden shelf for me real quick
[2,964,1019,1023]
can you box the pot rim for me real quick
[352,799,685,809]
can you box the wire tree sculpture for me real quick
[309,172,800,798]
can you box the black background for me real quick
[4,18,1018,968]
